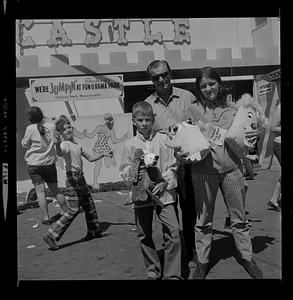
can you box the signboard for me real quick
[257,80,272,96]
[16,19,191,51]
[268,68,280,81]
[29,75,124,102]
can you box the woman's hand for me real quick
[174,146,189,163]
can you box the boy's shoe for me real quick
[191,262,209,279]
[240,258,263,279]
[41,218,52,225]
[83,230,109,241]
[223,217,232,233]
[43,234,58,250]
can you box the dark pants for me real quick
[176,164,196,261]
[135,204,182,279]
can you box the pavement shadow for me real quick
[208,231,237,270]
[46,221,136,251]
[98,221,135,232]
[207,230,276,273]
[251,235,276,254]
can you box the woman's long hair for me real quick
[27,106,45,136]
[195,66,229,109]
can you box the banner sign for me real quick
[29,74,124,102]
[257,79,272,96]
[17,19,190,51]
[268,68,280,81]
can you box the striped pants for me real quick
[191,167,252,263]
[47,171,101,241]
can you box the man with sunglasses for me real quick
[144,60,197,267]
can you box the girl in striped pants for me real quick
[179,66,263,279]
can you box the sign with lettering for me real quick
[205,123,227,146]
[16,19,190,53]
[29,75,124,102]
[257,80,272,96]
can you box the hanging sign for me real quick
[257,79,272,96]
[29,74,124,102]
[268,68,280,81]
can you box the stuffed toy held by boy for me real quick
[128,148,165,207]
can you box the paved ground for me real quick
[16,165,282,282]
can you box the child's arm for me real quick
[119,144,137,182]
[54,134,63,157]
[21,127,32,149]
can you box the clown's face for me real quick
[104,117,114,130]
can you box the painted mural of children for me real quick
[119,102,182,280]
[84,113,129,189]
[43,116,112,250]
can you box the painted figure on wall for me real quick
[81,113,129,189]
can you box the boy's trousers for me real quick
[134,203,182,280]
[191,167,252,264]
[47,171,101,241]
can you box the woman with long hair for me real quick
[21,106,67,224]
[178,66,263,279]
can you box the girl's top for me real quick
[21,122,57,166]
[59,140,89,173]
[119,130,178,208]
[187,102,242,174]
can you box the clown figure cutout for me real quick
[80,113,129,189]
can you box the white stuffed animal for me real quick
[165,119,211,162]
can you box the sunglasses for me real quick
[151,71,170,81]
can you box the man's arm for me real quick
[54,136,63,157]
